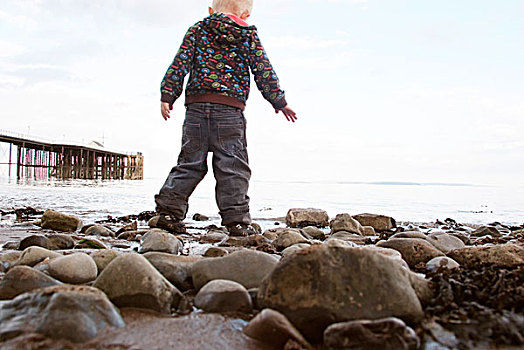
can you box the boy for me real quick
[155,0,296,236]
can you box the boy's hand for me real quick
[161,102,173,121]
[275,105,297,123]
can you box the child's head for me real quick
[209,0,253,19]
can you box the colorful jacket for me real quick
[160,13,287,110]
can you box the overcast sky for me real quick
[1,0,523,186]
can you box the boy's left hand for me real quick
[161,102,173,120]
[275,105,297,123]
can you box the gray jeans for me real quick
[155,103,252,226]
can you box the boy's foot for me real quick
[156,214,186,234]
[227,223,257,237]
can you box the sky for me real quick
[1,0,523,186]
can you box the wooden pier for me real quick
[0,131,143,180]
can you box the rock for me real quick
[221,234,271,248]
[263,229,279,241]
[324,317,419,350]
[19,235,50,250]
[75,238,108,249]
[286,208,329,228]
[199,231,228,244]
[272,228,310,251]
[426,233,465,254]
[40,209,82,232]
[329,231,369,245]
[0,266,61,300]
[362,226,376,236]
[117,229,146,241]
[426,256,460,272]
[244,308,311,349]
[143,252,202,291]
[204,247,229,257]
[194,279,252,313]
[408,272,434,307]
[48,253,98,284]
[325,238,355,248]
[85,225,115,238]
[362,246,409,270]
[47,234,75,250]
[376,238,445,268]
[258,245,424,342]
[330,213,364,235]
[302,226,326,240]
[0,252,21,272]
[93,253,184,313]
[192,249,279,290]
[282,243,312,257]
[90,249,120,274]
[251,222,262,234]
[0,285,124,343]
[471,226,502,238]
[193,213,209,221]
[148,215,160,228]
[15,246,62,267]
[447,244,524,268]
[138,229,183,255]
[390,231,428,239]
[353,213,397,232]
[2,241,19,250]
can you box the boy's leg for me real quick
[155,105,209,220]
[210,107,252,226]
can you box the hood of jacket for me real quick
[201,13,256,46]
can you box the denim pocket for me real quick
[181,122,201,153]
[218,122,245,155]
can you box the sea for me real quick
[0,175,523,226]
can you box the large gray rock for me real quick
[376,238,445,268]
[426,256,460,272]
[272,228,310,251]
[192,249,279,290]
[138,228,183,255]
[19,235,50,250]
[330,214,364,235]
[194,279,252,313]
[48,253,98,284]
[47,234,75,250]
[329,231,369,245]
[448,244,524,268]
[302,226,326,241]
[244,308,311,349]
[40,209,82,232]
[426,232,465,254]
[0,285,124,343]
[258,245,424,342]
[144,252,202,291]
[85,225,115,238]
[15,246,62,267]
[1,252,21,272]
[286,208,329,228]
[353,213,397,232]
[91,249,120,274]
[471,226,502,238]
[0,266,61,300]
[324,317,419,350]
[93,253,183,314]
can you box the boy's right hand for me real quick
[275,105,297,123]
[161,102,173,121]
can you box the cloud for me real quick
[0,40,25,57]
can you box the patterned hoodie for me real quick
[160,13,287,111]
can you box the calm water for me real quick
[0,175,523,226]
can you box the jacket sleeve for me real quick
[248,30,287,109]
[160,24,199,107]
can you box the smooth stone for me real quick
[48,253,98,284]
[258,245,424,342]
[330,231,369,245]
[408,272,434,307]
[330,213,364,235]
[138,229,183,255]
[262,230,279,241]
[194,279,252,313]
[2,241,19,250]
[47,234,75,250]
[192,213,209,221]
[244,308,311,349]
[192,249,279,291]
[361,246,409,270]
[204,247,229,257]
[426,256,460,272]
[353,213,397,232]
[19,235,50,250]
[377,238,445,268]
[0,252,21,272]
[272,228,310,251]
[85,225,115,238]
[117,229,147,241]
[91,249,120,274]
[447,244,524,268]
[148,215,160,228]
[75,238,108,249]
[0,266,61,300]
[281,243,312,257]
[221,235,271,248]
[302,226,326,240]
[286,208,329,228]
[324,317,419,350]
[199,231,228,244]
[324,238,355,248]
[93,253,184,314]
[471,226,502,238]
[143,252,202,292]
[426,233,465,254]
[390,231,428,239]
[0,285,124,343]
[362,226,376,236]
[15,246,62,267]
[41,209,82,232]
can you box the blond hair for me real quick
[212,0,253,15]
